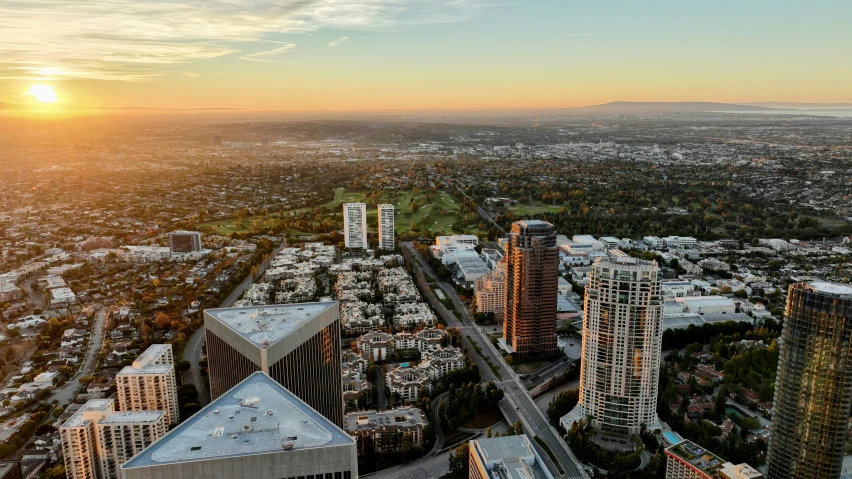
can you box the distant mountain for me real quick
[739,101,852,110]
[564,101,772,114]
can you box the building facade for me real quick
[578,256,663,435]
[766,282,852,479]
[378,204,395,251]
[121,372,358,479]
[94,411,168,479]
[204,302,345,427]
[61,400,168,479]
[61,400,114,479]
[475,259,506,318]
[665,440,762,479]
[344,407,426,455]
[116,347,179,426]
[503,220,559,357]
[168,231,202,253]
[343,203,368,249]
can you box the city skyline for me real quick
[2,1,852,111]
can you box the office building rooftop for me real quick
[122,372,353,469]
[204,302,337,348]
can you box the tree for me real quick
[177,360,192,372]
[155,313,171,329]
[411,202,421,213]
[547,389,580,427]
[78,375,96,385]
[513,420,523,436]
[449,443,469,475]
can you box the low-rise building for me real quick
[344,407,427,455]
[664,439,762,479]
[469,435,554,479]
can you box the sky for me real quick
[1,0,851,110]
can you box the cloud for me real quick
[182,72,200,77]
[0,0,487,82]
[240,43,298,62]
[328,36,350,47]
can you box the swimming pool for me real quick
[663,431,683,445]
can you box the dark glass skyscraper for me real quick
[767,281,852,479]
[502,220,558,357]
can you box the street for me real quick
[49,308,107,406]
[181,244,283,405]
[402,242,588,479]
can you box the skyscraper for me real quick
[121,372,358,479]
[377,203,395,251]
[502,220,558,357]
[343,203,367,249]
[576,256,663,435]
[766,281,852,479]
[204,302,344,427]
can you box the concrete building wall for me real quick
[121,442,358,479]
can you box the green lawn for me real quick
[506,202,563,217]
[324,188,474,235]
[198,188,479,237]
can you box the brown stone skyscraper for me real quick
[503,220,559,357]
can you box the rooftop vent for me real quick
[190,446,202,451]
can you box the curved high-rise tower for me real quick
[767,281,852,479]
[577,256,663,435]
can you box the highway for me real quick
[402,242,588,478]
[181,244,283,405]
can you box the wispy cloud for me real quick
[328,36,350,47]
[181,72,200,77]
[240,43,298,62]
[0,0,487,82]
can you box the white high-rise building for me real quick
[343,203,367,249]
[94,411,168,479]
[377,204,395,251]
[116,345,179,425]
[60,399,168,479]
[568,256,663,435]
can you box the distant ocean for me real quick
[715,109,852,118]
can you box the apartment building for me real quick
[343,203,368,249]
[378,204,395,251]
[116,345,179,425]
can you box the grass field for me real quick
[324,188,475,234]
[198,188,478,236]
[506,202,563,217]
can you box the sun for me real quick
[26,84,58,103]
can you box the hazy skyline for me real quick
[2,0,851,110]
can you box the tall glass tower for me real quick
[502,220,559,357]
[767,281,852,479]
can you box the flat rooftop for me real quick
[808,281,852,296]
[122,372,352,469]
[665,439,725,476]
[344,407,425,431]
[205,303,337,348]
[61,399,114,428]
[472,435,550,479]
[118,364,173,376]
[136,344,171,363]
[99,410,165,425]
